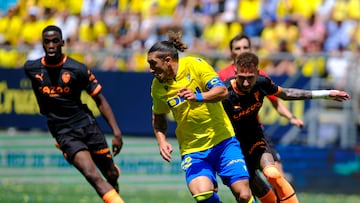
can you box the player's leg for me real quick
[260,153,298,203]
[190,176,222,203]
[182,150,221,203]
[250,171,277,203]
[57,124,125,203]
[72,150,125,203]
[263,133,285,178]
[217,137,254,203]
[93,153,120,192]
[88,124,121,192]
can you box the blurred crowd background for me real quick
[0,0,359,76]
[0,0,360,147]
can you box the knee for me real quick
[236,190,253,203]
[106,165,120,180]
[262,165,281,182]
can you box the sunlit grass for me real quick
[1,180,359,203]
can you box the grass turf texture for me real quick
[1,180,360,203]
[2,133,360,203]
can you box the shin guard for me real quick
[262,166,298,203]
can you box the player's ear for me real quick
[164,56,172,64]
[61,40,65,46]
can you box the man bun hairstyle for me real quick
[167,31,188,52]
[148,31,188,60]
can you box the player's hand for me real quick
[158,141,173,162]
[112,134,123,156]
[290,117,304,128]
[178,87,196,101]
[329,90,351,102]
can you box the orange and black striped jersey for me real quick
[24,55,101,133]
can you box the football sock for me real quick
[258,189,277,203]
[102,189,125,203]
[263,165,298,203]
[247,195,256,203]
[193,191,221,203]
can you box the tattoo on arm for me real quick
[279,88,312,100]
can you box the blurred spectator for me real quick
[325,46,351,90]
[275,17,300,53]
[81,0,106,17]
[259,16,277,54]
[197,12,228,53]
[18,6,43,46]
[0,41,24,68]
[298,13,326,54]
[78,14,108,48]
[0,0,360,74]
[0,6,22,46]
[54,9,80,42]
[300,38,327,78]
[237,0,263,37]
[323,1,353,52]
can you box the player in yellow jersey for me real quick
[147,31,255,203]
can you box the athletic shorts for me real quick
[51,123,111,164]
[263,133,281,162]
[236,125,273,176]
[181,136,249,188]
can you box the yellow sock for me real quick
[102,189,125,203]
[263,165,298,203]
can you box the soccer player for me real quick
[148,31,255,203]
[218,33,304,202]
[23,25,125,203]
[222,52,351,203]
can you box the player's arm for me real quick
[269,98,304,128]
[178,77,228,102]
[93,93,123,156]
[275,87,351,102]
[153,113,173,162]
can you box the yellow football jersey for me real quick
[151,57,235,156]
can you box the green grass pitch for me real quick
[1,180,360,203]
[1,133,359,203]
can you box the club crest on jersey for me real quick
[62,72,71,84]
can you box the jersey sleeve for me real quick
[151,80,170,115]
[191,57,224,90]
[85,69,102,97]
[258,69,278,101]
[258,75,279,96]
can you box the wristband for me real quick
[311,90,331,99]
[195,93,204,102]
